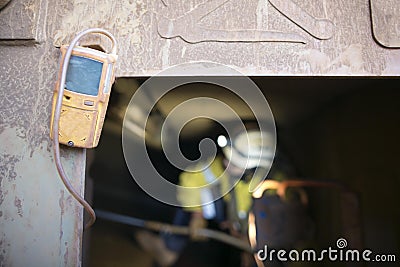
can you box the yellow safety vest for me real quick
[177,157,253,218]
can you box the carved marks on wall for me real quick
[268,0,334,40]
[46,0,399,75]
[157,0,335,44]
[51,0,399,49]
[0,0,12,11]
[370,0,400,48]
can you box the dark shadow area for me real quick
[84,77,399,267]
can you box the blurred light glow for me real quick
[217,135,228,147]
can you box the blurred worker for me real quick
[135,125,275,267]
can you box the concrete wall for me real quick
[0,0,399,266]
[52,0,400,76]
[0,1,85,266]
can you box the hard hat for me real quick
[220,129,274,170]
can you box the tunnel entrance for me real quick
[85,77,399,267]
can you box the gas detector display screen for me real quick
[65,55,103,96]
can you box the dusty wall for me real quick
[0,1,85,266]
[0,0,399,266]
[52,0,400,76]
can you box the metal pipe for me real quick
[96,209,253,253]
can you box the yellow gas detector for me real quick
[50,28,118,148]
